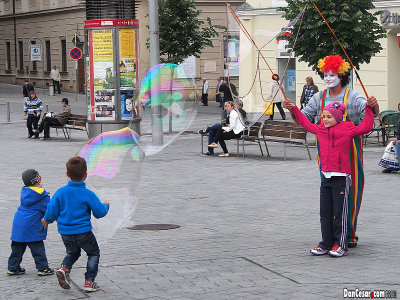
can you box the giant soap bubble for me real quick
[134,64,198,156]
[76,64,197,243]
[77,127,144,244]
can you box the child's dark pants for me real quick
[26,115,40,137]
[8,241,49,271]
[60,231,100,281]
[319,175,351,250]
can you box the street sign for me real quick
[70,47,82,60]
[30,45,42,61]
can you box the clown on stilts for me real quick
[285,55,379,248]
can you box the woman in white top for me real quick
[267,73,286,120]
[208,101,245,157]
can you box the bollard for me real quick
[49,84,54,96]
[6,102,10,123]
[45,104,49,113]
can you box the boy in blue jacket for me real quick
[8,169,54,276]
[42,156,109,293]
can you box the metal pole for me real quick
[149,0,163,146]
[75,26,79,100]
[28,40,31,84]
[6,102,11,123]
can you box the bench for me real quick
[363,110,396,146]
[239,122,264,157]
[200,120,311,160]
[381,112,399,145]
[52,114,88,139]
[260,120,312,160]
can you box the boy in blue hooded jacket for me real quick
[7,169,54,276]
[42,156,109,293]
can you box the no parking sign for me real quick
[70,47,82,60]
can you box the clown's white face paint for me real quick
[324,71,340,88]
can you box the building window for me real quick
[61,39,67,72]
[6,42,11,70]
[31,41,37,71]
[46,40,51,71]
[18,41,23,71]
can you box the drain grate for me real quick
[127,224,180,230]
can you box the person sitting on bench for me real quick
[199,100,246,156]
[36,98,71,140]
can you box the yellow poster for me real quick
[119,29,136,58]
[93,30,113,59]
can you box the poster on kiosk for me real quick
[85,19,139,123]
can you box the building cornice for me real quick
[236,8,283,18]
[373,1,400,8]
[0,5,85,20]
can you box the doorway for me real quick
[78,58,85,93]
[387,29,400,109]
[278,58,296,103]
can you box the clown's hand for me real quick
[366,96,378,109]
[283,98,295,112]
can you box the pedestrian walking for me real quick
[202,79,209,106]
[22,79,35,98]
[50,65,61,94]
[216,76,223,107]
[267,74,286,120]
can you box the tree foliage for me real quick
[278,0,386,71]
[150,0,225,65]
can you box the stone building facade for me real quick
[0,0,244,96]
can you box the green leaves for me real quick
[278,0,386,71]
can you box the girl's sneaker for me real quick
[56,266,70,289]
[329,245,348,257]
[84,281,101,292]
[310,246,329,256]
[38,268,54,276]
[7,268,25,276]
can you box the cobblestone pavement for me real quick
[0,83,399,299]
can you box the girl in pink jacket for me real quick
[287,101,374,257]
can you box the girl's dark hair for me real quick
[66,156,87,181]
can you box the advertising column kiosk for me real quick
[84,19,139,138]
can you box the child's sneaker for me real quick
[329,244,348,257]
[56,266,70,289]
[310,246,329,256]
[38,268,54,276]
[7,268,25,276]
[84,281,101,292]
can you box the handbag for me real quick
[264,101,273,116]
[379,141,400,171]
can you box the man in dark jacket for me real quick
[36,98,71,140]
[22,79,35,98]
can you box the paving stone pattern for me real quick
[0,83,399,299]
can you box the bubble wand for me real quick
[312,1,369,99]
[227,2,288,101]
